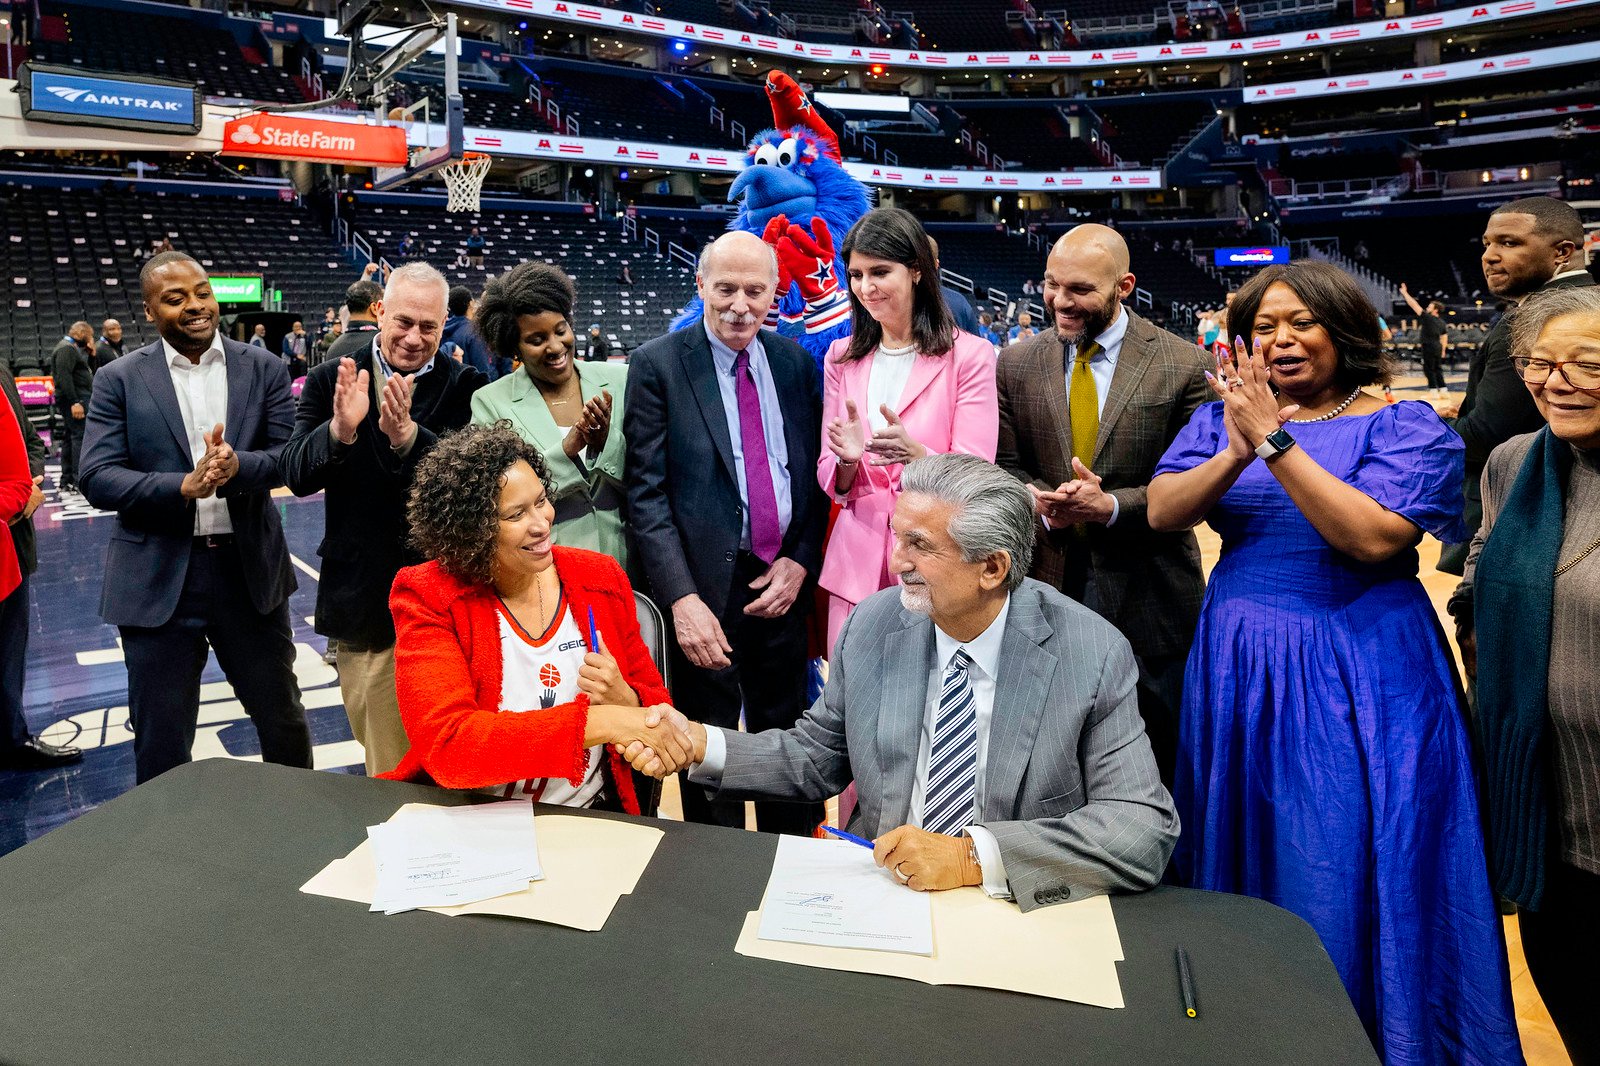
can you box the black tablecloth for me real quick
[0,761,1376,1064]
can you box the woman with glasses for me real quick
[1147,261,1519,1065]
[1453,284,1600,1063]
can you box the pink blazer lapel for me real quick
[893,352,948,416]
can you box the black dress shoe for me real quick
[1,737,84,770]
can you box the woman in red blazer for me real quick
[817,208,998,652]
[0,393,34,601]
[383,423,689,815]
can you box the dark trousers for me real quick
[56,407,85,486]
[1520,860,1600,1064]
[1422,347,1446,389]
[0,569,31,751]
[119,538,312,784]
[1061,550,1186,791]
[671,551,823,837]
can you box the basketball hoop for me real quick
[442,152,491,213]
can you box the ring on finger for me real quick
[894,862,911,883]
[1227,378,1244,390]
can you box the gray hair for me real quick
[697,232,780,286]
[384,261,450,311]
[1508,285,1600,358]
[900,453,1035,591]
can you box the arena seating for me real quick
[346,197,700,351]
[1,181,350,369]
[899,0,1030,50]
[843,128,971,170]
[953,104,1106,170]
[32,3,306,105]
[1089,99,1217,168]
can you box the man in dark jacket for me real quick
[624,231,827,835]
[321,279,384,364]
[51,321,95,492]
[280,262,485,776]
[1437,196,1593,573]
[440,286,497,380]
[93,318,126,372]
[586,325,610,362]
[78,253,311,783]
[0,362,80,770]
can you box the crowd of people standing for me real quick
[2,194,1595,1064]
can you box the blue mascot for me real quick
[673,71,873,370]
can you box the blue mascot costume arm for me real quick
[671,71,872,373]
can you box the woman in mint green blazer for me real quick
[471,262,631,573]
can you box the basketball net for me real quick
[442,152,491,213]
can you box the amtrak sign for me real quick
[18,63,200,134]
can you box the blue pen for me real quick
[820,825,874,850]
[587,606,599,652]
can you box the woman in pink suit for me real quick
[815,207,999,651]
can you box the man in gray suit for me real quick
[625,454,1177,909]
[996,224,1210,787]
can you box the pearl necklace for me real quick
[878,340,917,358]
[1287,386,1364,423]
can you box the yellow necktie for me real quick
[1070,341,1102,466]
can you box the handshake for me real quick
[605,705,707,778]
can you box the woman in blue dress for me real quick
[1148,261,1521,1065]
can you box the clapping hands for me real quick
[562,389,614,459]
[179,423,237,499]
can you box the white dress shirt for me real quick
[693,597,1015,899]
[702,322,792,550]
[161,332,232,536]
[1045,304,1129,528]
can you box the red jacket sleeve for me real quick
[0,398,32,524]
[389,570,590,790]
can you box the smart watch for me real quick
[1255,428,1297,462]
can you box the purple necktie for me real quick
[733,348,783,563]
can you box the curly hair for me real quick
[1227,261,1393,388]
[407,422,553,586]
[475,261,576,363]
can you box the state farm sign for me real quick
[221,113,408,166]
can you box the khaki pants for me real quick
[336,641,409,776]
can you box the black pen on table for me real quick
[1176,947,1198,1019]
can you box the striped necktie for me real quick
[923,650,978,837]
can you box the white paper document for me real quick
[366,802,542,914]
[756,836,933,956]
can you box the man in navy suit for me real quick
[79,252,311,784]
[624,230,828,835]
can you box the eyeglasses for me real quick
[1511,356,1600,392]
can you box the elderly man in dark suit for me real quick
[624,230,828,836]
[79,253,311,783]
[996,224,1210,786]
[627,454,1178,908]
[281,262,485,777]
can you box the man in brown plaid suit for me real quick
[996,225,1210,786]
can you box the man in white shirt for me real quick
[625,454,1177,909]
[79,252,311,784]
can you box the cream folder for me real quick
[300,804,663,932]
[737,887,1127,1007]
